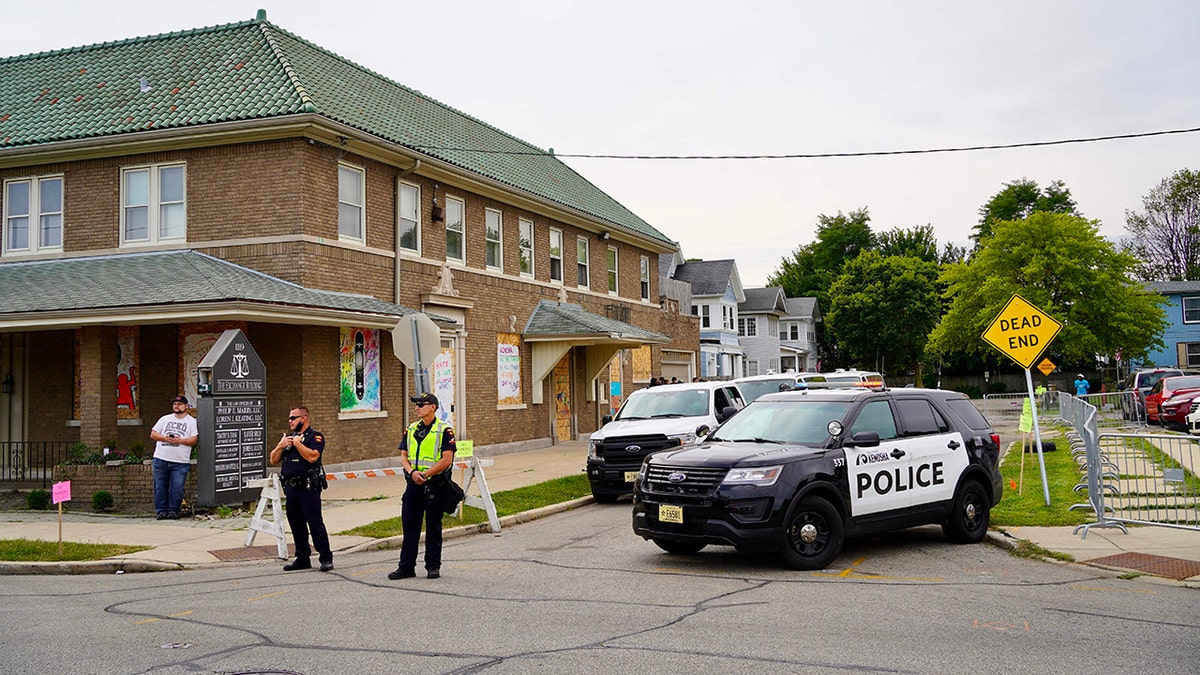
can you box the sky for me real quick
[4,1,1199,287]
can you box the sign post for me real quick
[392,313,441,395]
[982,294,1063,506]
[52,480,70,556]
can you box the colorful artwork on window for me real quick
[116,326,139,419]
[497,333,522,405]
[340,327,381,413]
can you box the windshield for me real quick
[617,388,711,419]
[737,379,799,402]
[710,400,853,445]
[1165,376,1200,392]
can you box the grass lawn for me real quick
[991,429,1093,528]
[0,538,150,562]
[339,474,592,538]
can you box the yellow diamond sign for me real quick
[982,295,1062,369]
[1037,358,1056,377]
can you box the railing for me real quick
[0,441,74,488]
[1057,391,1199,538]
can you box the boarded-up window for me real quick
[632,345,652,382]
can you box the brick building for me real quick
[0,11,698,472]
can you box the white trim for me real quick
[397,180,421,255]
[576,235,590,290]
[3,174,63,256]
[548,226,564,285]
[518,217,534,278]
[337,162,365,243]
[120,162,187,247]
[639,254,650,302]
[607,245,619,296]
[485,207,503,271]
[444,194,466,264]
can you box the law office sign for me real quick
[982,295,1062,369]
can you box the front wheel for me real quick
[779,495,843,570]
[942,480,990,543]
[652,538,706,555]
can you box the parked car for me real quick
[1188,400,1200,436]
[822,369,886,387]
[734,373,813,402]
[1144,375,1200,424]
[632,386,1002,570]
[587,380,746,503]
[1160,388,1200,430]
[1119,367,1184,421]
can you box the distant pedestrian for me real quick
[1074,374,1090,397]
[149,395,198,520]
[389,392,456,580]
[270,406,333,572]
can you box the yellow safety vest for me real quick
[407,418,450,471]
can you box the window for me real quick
[722,305,735,330]
[485,208,503,270]
[849,400,899,440]
[1184,296,1200,324]
[768,319,778,338]
[896,399,950,436]
[445,196,465,263]
[607,246,619,294]
[783,322,799,341]
[549,228,563,283]
[519,218,534,277]
[640,255,650,301]
[122,163,185,245]
[577,236,590,288]
[1186,343,1200,367]
[4,176,62,254]
[746,361,759,376]
[738,317,757,337]
[398,182,419,253]
[697,304,710,328]
[337,164,364,241]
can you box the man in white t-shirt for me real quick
[149,395,199,520]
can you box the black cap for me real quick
[171,395,188,404]
[410,392,439,407]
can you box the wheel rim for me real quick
[788,510,829,557]
[961,492,983,532]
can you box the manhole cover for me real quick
[1086,552,1200,581]
[208,544,295,562]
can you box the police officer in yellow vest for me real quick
[389,392,456,580]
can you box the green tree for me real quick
[877,224,939,262]
[973,179,1079,244]
[929,212,1166,365]
[826,251,941,378]
[1123,168,1200,281]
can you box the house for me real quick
[737,288,822,375]
[671,259,744,379]
[0,11,698,474]
[1143,281,1200,368]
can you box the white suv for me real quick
[586,381,746,502]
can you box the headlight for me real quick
[722,465,783,486]
[588,439,601,459]
[667,432,697,447]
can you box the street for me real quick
[2,503,1197,674]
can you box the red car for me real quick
[1144,375,1200,424]
[1159,387,1200,429]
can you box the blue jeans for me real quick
[153,458,190,515]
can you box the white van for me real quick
[822,369,886,387]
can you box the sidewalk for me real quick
[1,432,1198,584]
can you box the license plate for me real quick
[659,504,683,524]
[624,471,639,483]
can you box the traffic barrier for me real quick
[1059,391,1200,538]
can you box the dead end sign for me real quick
[982,294,1063,369]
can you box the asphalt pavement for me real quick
[2,427,1198,585]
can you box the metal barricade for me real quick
[983,393,1030,419]
[1077,390,1143,428]
[1057,391,1200,538]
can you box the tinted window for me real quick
[849,400,899,440]
[896,399,948,435]
[713,388,730,412]
[945,398,991,431]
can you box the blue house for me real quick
[1143,281,1200,368]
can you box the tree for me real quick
[826,251,941,377]
[1123,168,1200,281]
[928,212,1166,365]
[877,224,939,263]
[972,179,1079,244]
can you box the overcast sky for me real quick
[4,1,1198,287]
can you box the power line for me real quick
[410,125,1200,160]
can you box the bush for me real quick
[65,442,104,466]
[26,489,51,510]
[91,491,114,511]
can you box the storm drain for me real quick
[1085,552,1200,580]
[208,544,295,562]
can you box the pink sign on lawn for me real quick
[52,480,71,504]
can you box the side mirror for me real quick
[601,414,613,426]
[716,405,738,423]
[845,430,880,448]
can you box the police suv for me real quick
[631,386,1002,570]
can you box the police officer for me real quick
[270,406,333,572]
[389,392,456,580]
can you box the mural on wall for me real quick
[180,323,244,408]
[609,354,622,415]
[432,346,455,427]
[340,327,381,413]
[116,326,139,419]
[497,333,522,406]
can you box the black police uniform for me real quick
[394,419,455,577]
[280,426,332,569]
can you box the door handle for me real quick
[890,448,906,459]
[947,440,960,450]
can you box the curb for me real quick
[0,558,184,575]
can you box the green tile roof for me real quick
[524,300,667,342]
[0,15,673,246]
